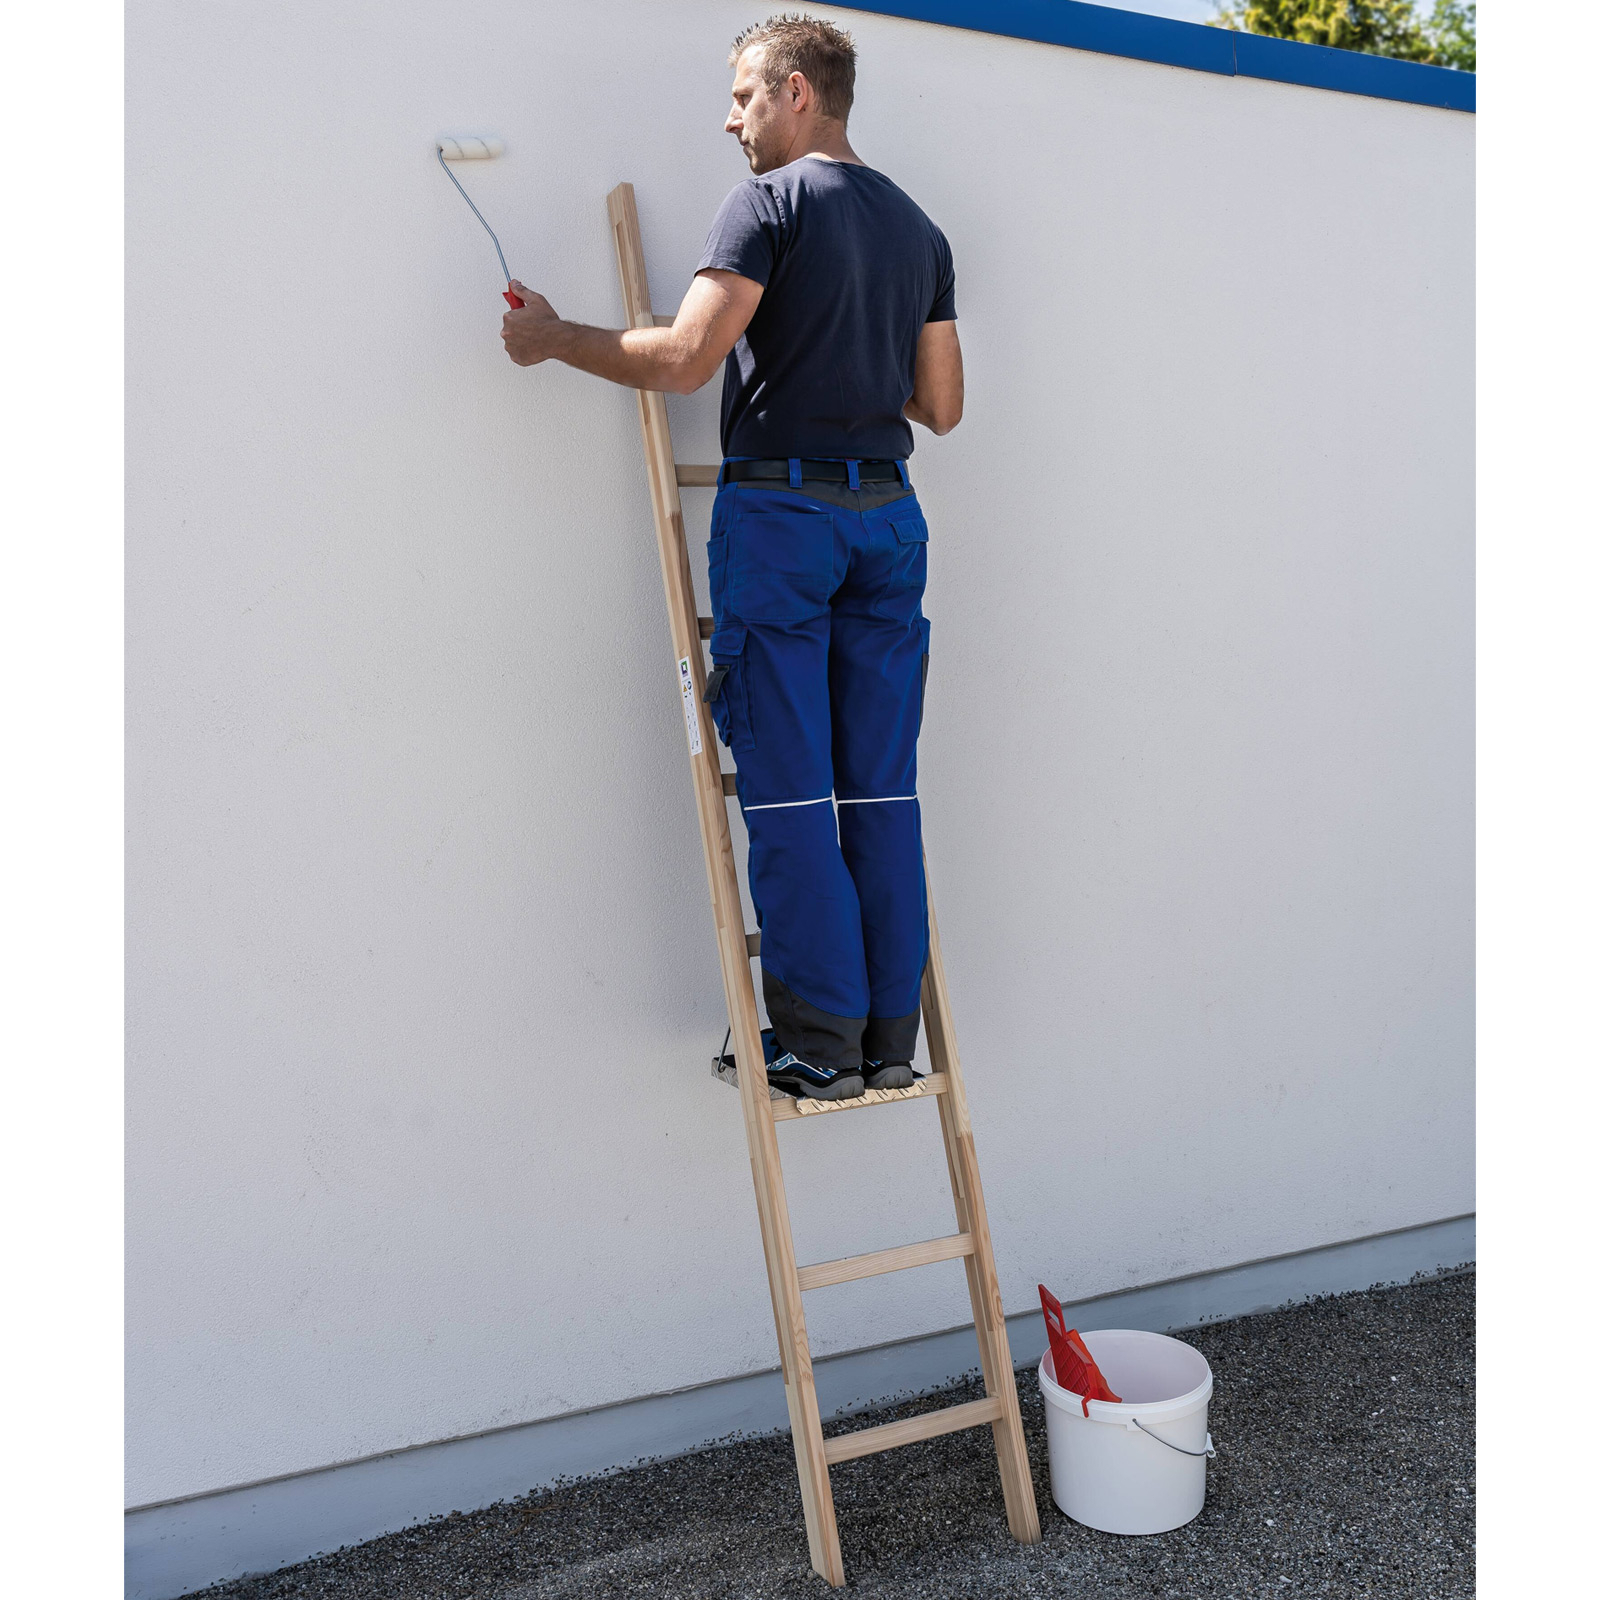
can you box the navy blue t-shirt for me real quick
[696,157,956,461]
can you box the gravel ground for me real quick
[203,1272,1474,1600]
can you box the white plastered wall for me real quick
[126,1,1474,1506]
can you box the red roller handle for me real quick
[504,289,525,309]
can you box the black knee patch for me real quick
[862,1001,922,1066]
[763,970,866,1074]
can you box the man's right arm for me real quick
[905,321,963,436]
[501,269,762,395]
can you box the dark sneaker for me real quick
[768,1052,865,1101]
[862,1060,916,1091]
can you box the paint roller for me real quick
[435,136,524,308]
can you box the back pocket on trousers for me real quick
[875,506,929,620]
[730,509,834,622]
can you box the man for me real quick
[502,15,963,1100]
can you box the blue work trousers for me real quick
[705,480,930,1072]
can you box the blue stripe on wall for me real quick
[840,0,1477,112]
[1228,26,1474,108]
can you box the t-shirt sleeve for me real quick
[927,228,957,322]
[697,181,783,286]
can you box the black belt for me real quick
[722,458,907,486]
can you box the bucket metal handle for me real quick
[1131,1418,1216,1458]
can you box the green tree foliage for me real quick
[1424,1,1476,72]
[1212,0,1475,71]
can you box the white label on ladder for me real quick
[678,657,703,756]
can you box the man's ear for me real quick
[788,72,808,111]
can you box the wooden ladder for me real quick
[606,181,1041,1588]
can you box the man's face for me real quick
[725,47,796,174]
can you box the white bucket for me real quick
[1038,1328,1215,1535]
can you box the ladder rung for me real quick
[797,1233,974,1292]
[721,771,737,796]
[769,1070,948,1122]
[698,616,713,640]
[824,1396,1004,1465]
[676,465,720,488]
[746,931,761,957]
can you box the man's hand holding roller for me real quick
[498,284,564,366]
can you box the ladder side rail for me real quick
[921,868,1044,1543]
[604,182,846,1587]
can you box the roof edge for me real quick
[838,0,1477,113]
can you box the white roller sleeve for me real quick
[437,136,504,160]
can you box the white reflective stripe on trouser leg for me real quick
[743,795,835,813]
[835,795,917,805]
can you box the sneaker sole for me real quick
[862,1064,916,1091]
[769,1072,866,1102]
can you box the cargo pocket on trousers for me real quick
[705,624,754,753]
[917,616,931,735]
